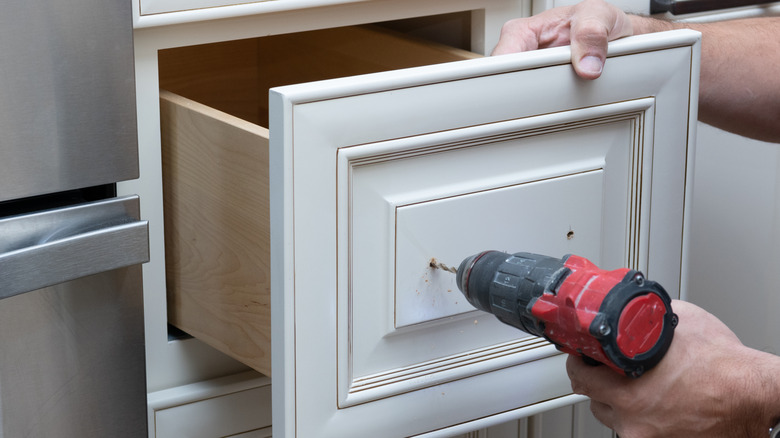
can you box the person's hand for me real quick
[567,299,780,437]
[492,0,633,79]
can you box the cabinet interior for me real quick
[158,12,478,129]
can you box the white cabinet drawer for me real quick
[159,25,700,437]
[141,0,255,15]
[149,371,271,438]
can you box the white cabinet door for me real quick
[270,29,699,438]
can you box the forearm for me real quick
[745,347,780,435]
[630,15,780,142]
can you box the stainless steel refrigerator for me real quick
[0,0,149,436]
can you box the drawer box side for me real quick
[161,90,272,376]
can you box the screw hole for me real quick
[566,230,575,240]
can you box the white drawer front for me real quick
[270,30,699,438]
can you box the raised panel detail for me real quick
[340,101,654,408]
[394,172,605,328]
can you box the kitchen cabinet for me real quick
[131,0,525,399]
[125,2,699,436]
[130,6,524,437]
[531,0,649,13]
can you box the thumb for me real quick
[569,1,634,79]
[569,18,610,79]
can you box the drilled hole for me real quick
[566,230,575,240]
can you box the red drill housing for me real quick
[456,251,677,377]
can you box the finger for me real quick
[566,355,630,402]
[569,0,633,79]
[492,7,574,55]
[589,400,616,430]
[569,18,609,79]
[492,18,541,55]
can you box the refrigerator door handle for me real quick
[651,0,777,14]
[0,195,149,300]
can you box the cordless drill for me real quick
[455,251,678,378]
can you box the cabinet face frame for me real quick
[271,30,699,438]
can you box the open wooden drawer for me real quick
[159,26,700,437]
[159,25,479,376]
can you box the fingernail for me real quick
[579,56,603,77]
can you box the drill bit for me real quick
[429,258,457,274]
